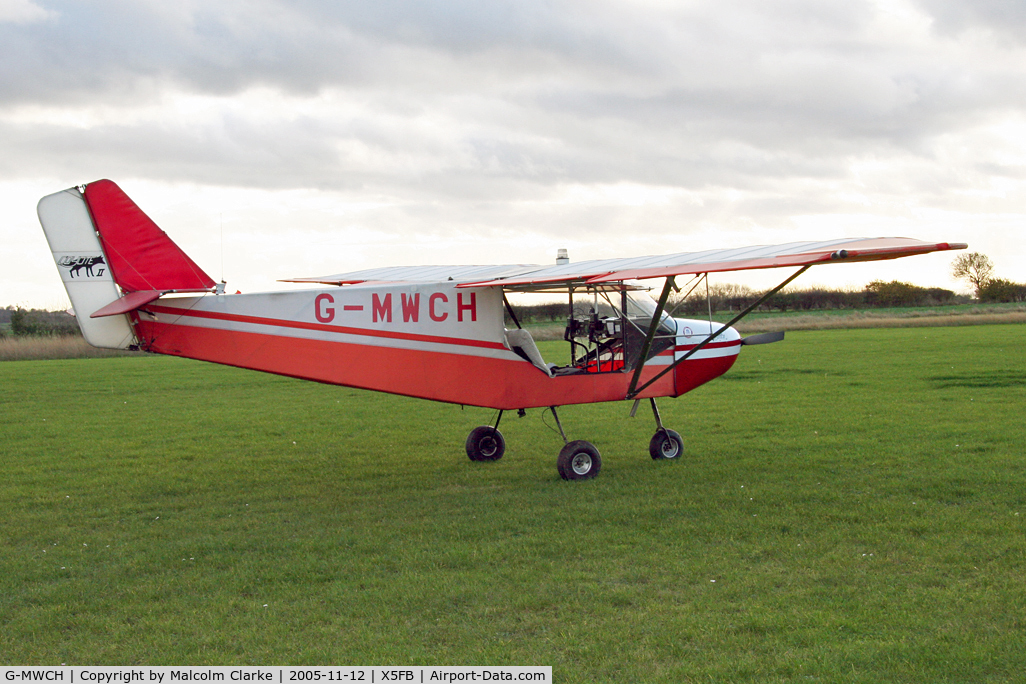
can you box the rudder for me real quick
[82,180,215,294]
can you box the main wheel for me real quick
[466,426,505,461]
[649,428,684,460]
[557,440,602,480]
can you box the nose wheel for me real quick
[632,397,684,461]
[649,428,683,460]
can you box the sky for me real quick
[3,0,1025,309]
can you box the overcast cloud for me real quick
[3,0,1025,306]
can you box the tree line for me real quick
[509,280,972,322]
[950,252,1026,303]
[0,306,80,337]
[670,280,972,317]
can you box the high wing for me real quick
[283,237,966,290]
[282,264,538,286]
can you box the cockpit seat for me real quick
[504,328,555,378]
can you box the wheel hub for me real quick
[571,453,593,475]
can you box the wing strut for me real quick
[626,276,677,397]
[626,264,812,399]
[502,293,522,329]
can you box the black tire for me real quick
[649,428,684,460]
[557,440,602,480]
[466,426,505,461]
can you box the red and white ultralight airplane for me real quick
[38,180,966,480]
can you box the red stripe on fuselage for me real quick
[673,340,742,353]
[131,318,736,409]
[145,304,507,351]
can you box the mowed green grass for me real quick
[1,325,1024,681]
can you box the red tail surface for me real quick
[83,180,215,293]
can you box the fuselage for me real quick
[131,282,741,409]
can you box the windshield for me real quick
[623,290,676,333]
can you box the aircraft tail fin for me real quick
[82,180,215,294]
[37,180,215,349]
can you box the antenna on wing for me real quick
[217,212,227,294]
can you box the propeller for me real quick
[741,331,785,346]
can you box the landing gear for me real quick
[649,428,683,460]
[557,440,602,480]
[464,396,686,476]
[466,410,506,461]
[633,397,684,461]
[464,406,603,479]
[549,405,602,480]
[467,410,506,463]
[466,426,505,461]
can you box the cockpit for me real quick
[503,284,679,377]
[555,286,677,375]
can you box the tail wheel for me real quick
[649,428,684,460]
[466,426,505,462]
[557,440,602,480]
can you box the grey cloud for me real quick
[0,1,920,103]
[1,0,623,105]
[0,116,344,189]
[1,1,370,104]
[913,0,1026,40]
[1,0,1023,211]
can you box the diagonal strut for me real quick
[626,264,811,399]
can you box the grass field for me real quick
[1,325,1024,681]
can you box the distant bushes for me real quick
[1,306,80,337]
[949,252,1025,301]
[978,278,1026,303]
[508,301,568,324]
[0,307,140,361]
[674,280,963,315]
[863,280,962,308]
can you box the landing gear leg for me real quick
[550,406,568,445]
[646,398,683,460]
[466,410,505,462]
[550,406,602,480]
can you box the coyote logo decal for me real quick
[58,255,107,278]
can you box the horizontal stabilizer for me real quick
[90,290,163,318]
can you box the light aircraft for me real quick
[38,180,966,480]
